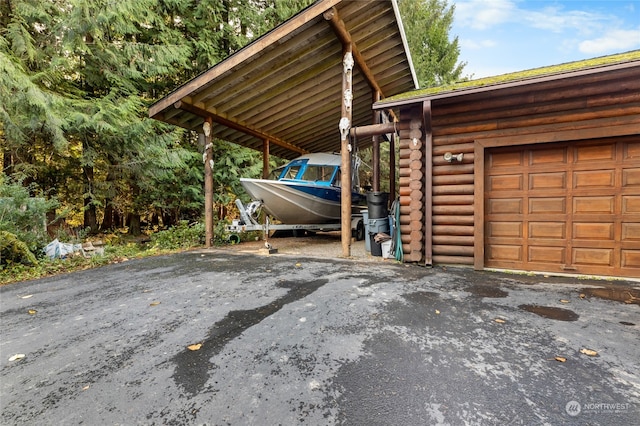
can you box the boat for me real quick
[240,153,366,224]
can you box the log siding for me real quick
[392,61,639,273]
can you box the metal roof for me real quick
[149,0,418,160]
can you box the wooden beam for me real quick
[324,7,384,97]
[173,101,307,156]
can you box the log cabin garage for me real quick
[375,51,640,279]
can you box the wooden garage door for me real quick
[485,138,640,278]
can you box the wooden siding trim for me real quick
[479,122,639,149]
[423,100,433,265]
[474,143,485,270]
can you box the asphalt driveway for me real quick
[1,249,638,425]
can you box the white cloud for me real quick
[455,0,612,34]
[455,0,516,30]
[460,38,497,50]
[579,28,640,53]
[523,8,605,35]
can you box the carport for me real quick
[149,0,417,255]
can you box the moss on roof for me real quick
[381,50,640,104]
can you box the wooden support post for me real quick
[262,139,270,179]
[390,125,396,199]
[372,91,381,192]
[340,43,354,258]
[203,118,214,248]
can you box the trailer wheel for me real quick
[354,219,365,241]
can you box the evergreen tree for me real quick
[398,0,466,87]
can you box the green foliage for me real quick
[398,0,466,87]
[150,221,205,250]
[0,230,37,266]
[0,175,58,254]
[1,0,309,237]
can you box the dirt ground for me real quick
[225,230,388,262]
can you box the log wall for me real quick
[398,106,425,262]
[395,64,640,266]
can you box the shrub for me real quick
[0,176,58,257]
[0,230,37,266]
[150,221,205,250]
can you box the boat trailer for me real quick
[226,199,365,242]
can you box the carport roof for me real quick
[148,0,418,160]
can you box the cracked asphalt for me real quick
[1,248,638,425]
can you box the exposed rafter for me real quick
[173,101,307,155]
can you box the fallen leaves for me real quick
[559,299,570,304]
[20,295,33,299]
[187,343,202,351]
[27,309,37,315]
[580,348,598,357]
[8,354,26,362]
[435,309,440,315]
[554,356,567,363]
[494,318,506,324]
[149,301,161,307]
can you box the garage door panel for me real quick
[622,168,640,187]
[487,245,522,261]
[529,172,566,190]
[489,174,523,191]
[573,170,615,188]
[573,196,615,214]
[529,197,566,214]
[487,221,522,238]
[573,247,614,266]
[622,196,640,213]
[621,250,640,268]
[490,151,523,168]
[573,222,614,241]
[529,222,565,239]
[575,143,616,162]
[624,142,640,159]
[529,246,566,263]
[622,223,640,241]
[530,147,567,165]
[488,198,522,214]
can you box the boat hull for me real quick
[240,178,364,224]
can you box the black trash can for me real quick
[367,192,389,219]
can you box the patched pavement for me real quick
[1,249,638,425]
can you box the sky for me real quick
[450,0,640,78]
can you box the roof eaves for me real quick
[149,0,341,119]
[374,50,640,109]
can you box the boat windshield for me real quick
[299,165,337,183]
[282,165,301,179]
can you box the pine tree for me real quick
[398,0,466,87]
